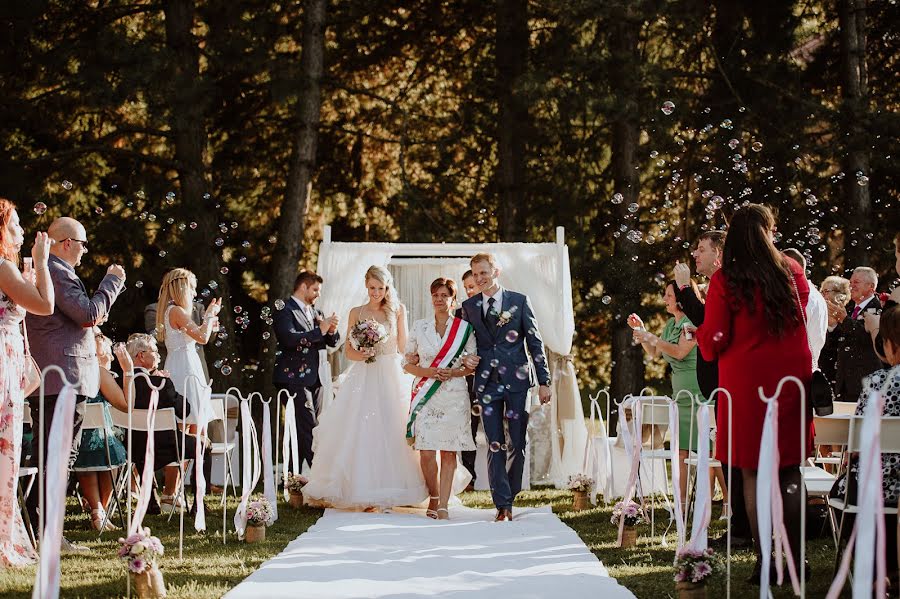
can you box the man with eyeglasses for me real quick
[25,216,126,552]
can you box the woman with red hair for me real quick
[0,198,54,567]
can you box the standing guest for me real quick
[628,280,708,507]
[155,268,220,429]
[272,271,340,470]
[696,204,812,582]
[825,266,882,402]
[783,248,828,369]
[73,331,131,530]
[144,298,209,379]
[0,199,53,567]
[26,216,125,553]
[404,278,476,519]
[673,231,745,540]
[864,232,900,362]
[818,275,851,383]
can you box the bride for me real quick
[303,265,428,510]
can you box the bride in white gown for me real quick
[303,266,428,510]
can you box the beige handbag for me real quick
[21,320,41,396]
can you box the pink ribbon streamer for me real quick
[667,399,685,548]
[617,397,643,545]
[129,386,160,534]
[234,398,261,538]
[262,399,278,523]
[282,393,300,500]
[687,403,712,551]
[31,384,77,599]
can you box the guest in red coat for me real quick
[696,204,812,583]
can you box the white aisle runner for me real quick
[225,506,635,599]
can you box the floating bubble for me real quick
[234,305,243,314]
[477,385,485,393]
[751,141,763,152]
[214,238,224,247]
[611,193,624,205]
[489,441,502,453]
[497,365,508,375]
[158,250,167,257]
[241,241,251,248]
[471,405,483,417]
[189,222,198,229]
[515,365,529,380]
[221,365,232,376]
[720,119,733,129]
[713,331,724,341]
[208,281,218,290]
[268,235,277,244]
[262,331,270,340]
[482,394,493,404]
[500,443,508,451]
[135,281,143,289]
[220,266,229,274]
[857,175,869,186]
[660,101,675,115]
[727,138,740,150]
[489,358,499,368]
[627,203,639,214]
[33,202,47,215]
[203,193,211,200]
[61,180,73,190]
[483,406,494,416]
[95,207,103,214]
[505,330,519,343]
[601,295,611,305]
[165,191,175,204]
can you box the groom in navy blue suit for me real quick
[460,253,551,521]
[273,271,340,469]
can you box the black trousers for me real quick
[276,382,319,470]
[460,375,478,483]
[25,394,87,526]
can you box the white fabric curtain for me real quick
[389,260,471,324]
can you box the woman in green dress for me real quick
[627,280,709,506]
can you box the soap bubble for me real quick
[471,405,483,417]
[61,180,73,190]
[33,202,47,215]
[135,281,143,289]
[713,331,724,341]
[505,330,519,343]
[214,238,224,247]
[489,358,499,368]
[221,365,232,376]
[515,366,529,380]
[219,267,229,274]
[660,101,675,115]
[751,141,763,152]
[611,193,624,205]
[601,295,612,305]
[489,441,502,453]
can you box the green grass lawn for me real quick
[0,490,846,598]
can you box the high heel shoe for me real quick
[718,503,731,520]
[436,508,449,521]
[90,507,118,531]
[426,496,440,519]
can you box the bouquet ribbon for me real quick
[282,392,302,500]
[406,317,472,440]
[234,397,261,538]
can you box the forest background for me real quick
[1,0,897,407]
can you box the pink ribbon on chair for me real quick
[234,397,261,538]
[129,386,160,534]
[617,397,643,545]
[687,402,712,550]
[262,398,278,524]
[282,392,300,501]
[31,384,77,599]
[667,398,685,548]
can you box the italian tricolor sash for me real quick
[406,317,473,440]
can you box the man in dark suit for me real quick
[458,270,482,489]
[674,230,752,550]
[273,271,340,470]
[826,266,883,401]
[26,216,125,551]
[125,333,210,514]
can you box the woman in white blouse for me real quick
[403,277,476,519]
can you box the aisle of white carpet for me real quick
[225,505,635,599]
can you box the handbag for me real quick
[21,319,41,397]
[790,273,834,416]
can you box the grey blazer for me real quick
[26,255,125,397]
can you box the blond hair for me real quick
[156,268,197,342]
[364,265,398,321]
[470,253,500,270]
[126,332,157,359]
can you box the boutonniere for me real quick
[496,310,512,327]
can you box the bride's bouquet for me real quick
[351,319,388,363]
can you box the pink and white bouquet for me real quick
[350,319,388,363]
[673,547,718,583]
[117,527,164,574]
[567,473,594,493]
[285,473,308,494]
[610,500,645,527]
[247,497,275,526]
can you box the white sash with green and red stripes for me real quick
[406,317,473,440]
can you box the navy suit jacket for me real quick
[459,290,551,397]
[273,297,340,387]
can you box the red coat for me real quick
[697,258,813,468]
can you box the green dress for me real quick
[661,315,706,451]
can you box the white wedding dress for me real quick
[303,310,429,510]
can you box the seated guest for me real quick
[125,333,206,514]
[865,231,900,362]
[73,331,131,530]
[830,303,900,584]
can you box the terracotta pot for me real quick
[131,566,167,598]
[289,492,303,509]
[245,523,266,543]
[676,580,707,599]
[619,525,637,548]
[572,490,590,511]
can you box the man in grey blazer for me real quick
[25,217,125,547]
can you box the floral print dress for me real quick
[0,259,38,567]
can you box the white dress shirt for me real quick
[805,286,828,369]
[291,295,315,329]
[482,287,504,316]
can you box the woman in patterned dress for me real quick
[0,198,54,567]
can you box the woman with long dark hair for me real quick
[696,204,812,582]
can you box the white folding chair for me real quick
[635,396,675,543]
[208,393,239,497]
[812,411,853,471]
[77,402,126,535]
[829,416,900,569]
[18,405,38,546]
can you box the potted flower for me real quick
[118,528,166,598]
[245,497,274,543]
[285,474,308,508]
[567,473,594,511]
[673,547,718,598]
[610,500,644,548]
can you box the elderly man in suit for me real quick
[826,266,883,401]
[273,271,340,470]
[25,216,125,550]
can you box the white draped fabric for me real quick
[315,233,590,488]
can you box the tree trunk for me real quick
[838,0,871,268]
[495,0,528,240]
[163,0,237,381]
[260,0,327,395]
[607,6,645,416]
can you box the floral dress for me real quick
[0,259,38,567]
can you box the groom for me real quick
[460,253,551,521]
[273,270,340,470]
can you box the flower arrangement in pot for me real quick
[245,497,275,543]
[610,500,644,548]
[567,473,594,511]
[285,474,308,509]
[673,547,718,598]
[118,528,166,598]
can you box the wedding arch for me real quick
[314,226,588,488]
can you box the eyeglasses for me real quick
[63,238,89,250]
